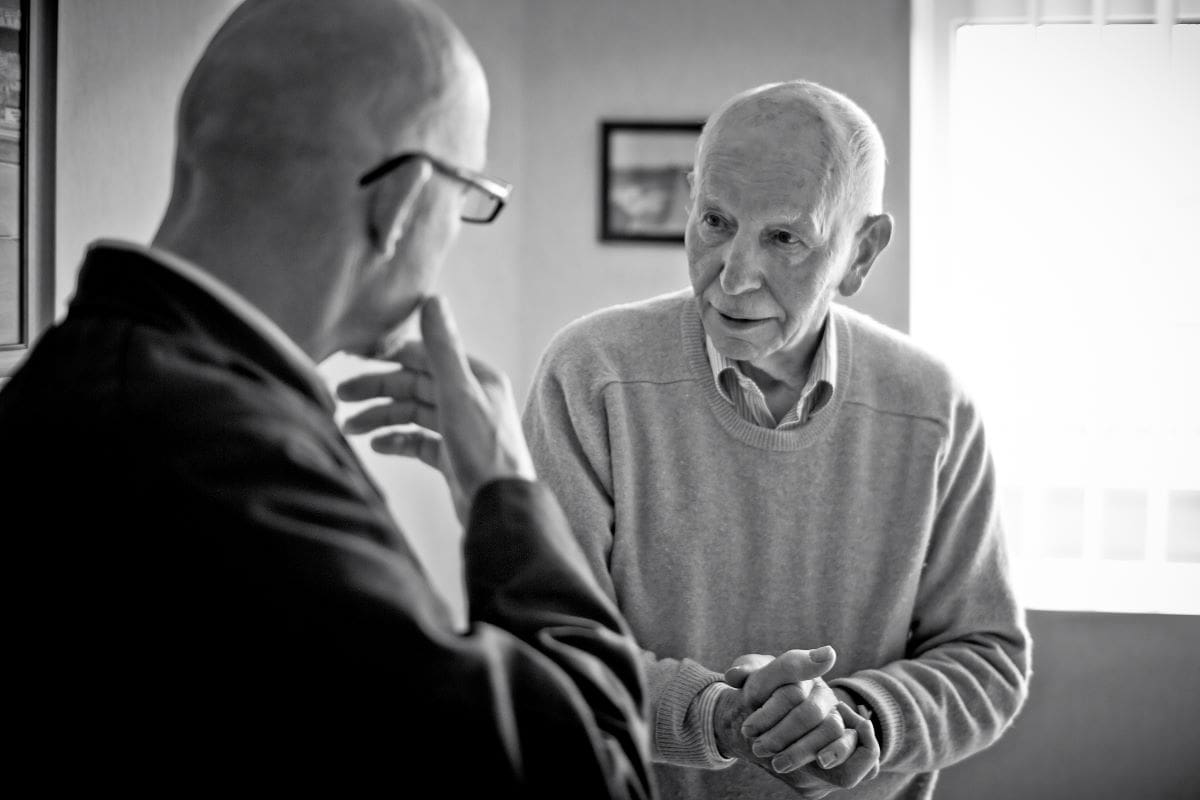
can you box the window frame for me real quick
[0,0,56,383]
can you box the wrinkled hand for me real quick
[719,651,881,797]
[337,295,536,523]
[800,701,881,796]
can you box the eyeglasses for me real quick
[358,151,513,224]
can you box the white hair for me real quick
[694,79,887,219]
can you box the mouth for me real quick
[714,308,768,327]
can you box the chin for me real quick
[708,334,762,363]
[369,307,421,358]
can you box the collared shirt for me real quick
[92,238,334,408]
[703,316,837,430]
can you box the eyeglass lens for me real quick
[460,186,500,223]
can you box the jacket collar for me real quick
[71,241,336,413]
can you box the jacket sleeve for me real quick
[522,344,730,771]
[830,394,1032,773]
[462,477,658,798]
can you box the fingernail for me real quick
[771,756,794,774]
[818,750,836,768]
[751,741,771,758]
[812,645,834,662]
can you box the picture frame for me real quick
[599,119,703,244]
[0,0,55,380]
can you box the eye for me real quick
[772,230,803,246]
[701,212,726,229]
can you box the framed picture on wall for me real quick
[599,119,703,244]
[0,0,55,380]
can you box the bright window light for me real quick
[912,9,1200,614]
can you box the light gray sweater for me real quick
[523,289,1031,800]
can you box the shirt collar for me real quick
[91,238,333,408]
[703,313,838,416]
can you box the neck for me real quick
[152,214,350,363]
[743,311,830,391]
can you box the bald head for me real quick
[695,80,886,222]
[175,0,488,194]
[153,0,494,361]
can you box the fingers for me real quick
[342,398,437,435]
[740,681,813,737]
[381,340,431,373]
[724,653,774,689]
[799,703,881,789]
[766,710,845,774]
[833,705,881,783]
[360,318,501,389]
[369,429,443,470]
[419,294,473,388]
[747,680,840,764]
[741,646,836,707]
[816,726,858,770]
[337,362,438,437]
[336,367,436,406]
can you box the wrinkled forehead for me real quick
[695,114,836,222]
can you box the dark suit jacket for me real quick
[1,244,655,796]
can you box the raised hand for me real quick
[337,295,536,523]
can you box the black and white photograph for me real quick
[2,1,1197,797]
[600,120,702,243]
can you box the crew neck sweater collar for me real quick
[679,296,850,451]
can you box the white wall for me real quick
[52,0,911,621]
[55,0,241,310]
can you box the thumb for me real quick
[743,646,837,706]
[776,645,837,680]
[724,653,773,688]
[419,295,471,386]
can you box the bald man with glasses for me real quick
[0,1,656,794]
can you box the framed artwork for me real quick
[599,119,703,244]
[0,0,55,379]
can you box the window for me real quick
[0,0,55,383]
[912,0,1200,613]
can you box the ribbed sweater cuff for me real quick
[699,683,739,769]
[654,660,732,769]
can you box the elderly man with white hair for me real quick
[523,80,1031,799]
[1,0,657,794]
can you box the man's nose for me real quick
[718,234,763,295]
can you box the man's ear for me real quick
[838,212,893,298]
[367,157,433,259]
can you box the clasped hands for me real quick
[713,647,880,798]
